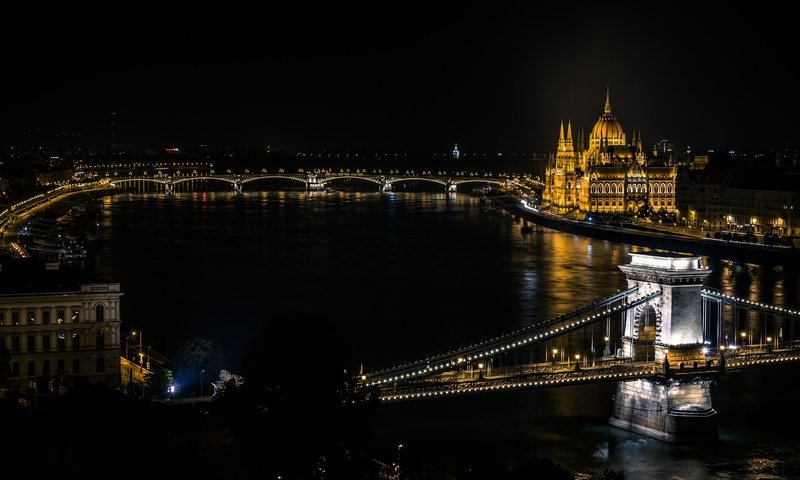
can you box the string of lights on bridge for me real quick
[701,289,800,317]
[727,354,800,369]
[379,370,655,401]
[366,287,638,378]
[366,290,663,387]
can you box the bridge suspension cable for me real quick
[366,288,663,387]
[701,288,800,318]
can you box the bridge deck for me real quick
[374,346,800,401]
[366,289,662,386]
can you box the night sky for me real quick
[1,5,797,154]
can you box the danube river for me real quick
[85,191,800,479]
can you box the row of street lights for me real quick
[124,330,150,370]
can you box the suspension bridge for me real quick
[360,252,800,443]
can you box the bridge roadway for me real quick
[365,287,663,386]
[377,346,800,401]
[107,171,539,193]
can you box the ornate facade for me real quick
[0,261,123,397]
[543,89,677,216]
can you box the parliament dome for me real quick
[589,88,626,145]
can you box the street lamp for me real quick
[741,331,747,347]
[396,443,403,480]
[552,348,558,371]
[603,336,610,357]
[574,354,581,370]
[125,330,136,359]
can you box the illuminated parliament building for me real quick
[543,89,676,215]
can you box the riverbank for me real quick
[1,184,117,260]
[509,200,799,265]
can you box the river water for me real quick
[84,191,800,479]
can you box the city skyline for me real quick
[1,5,797,154]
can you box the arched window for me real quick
[43,360,50,376]
[667,184,673,194]
[566,181,572,190]
[96,330,105,349]
[611,184,617,194]
[618,183,623,194]
[654,184,660,194]
[591,184,596,194]
[58,359,65,374]
[27,361,35,376]
[96,357,106,374]
[72,331,80,349]
[96,304,105,323]
[73,358,81,375]
[661,183,666,194]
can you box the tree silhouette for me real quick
[173,337,224,396]
[222,314,376,479]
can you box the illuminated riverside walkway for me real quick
[364,253,800,443]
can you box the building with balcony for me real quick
[676,168,799,238]
[0,260,123,397]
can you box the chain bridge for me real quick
[361,252,800,443]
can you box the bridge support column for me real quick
[306,175,325,192]
[611,253,717,443]
[381,180,392,193]
[234,175,243,194]
[446,180,457,193]
[610,378,717,443]
[165,179,174,195]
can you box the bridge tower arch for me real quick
[611,252,717,443]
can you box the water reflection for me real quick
[86,191,800,479]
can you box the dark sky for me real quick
[1,4,797,154]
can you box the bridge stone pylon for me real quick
[165,177,174,195]
[306,174,324,192]
[380,177,392,193]
[446,179,457,193]
[234,175,243,194]
[610,253,717,443]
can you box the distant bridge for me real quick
[105,171,543,194]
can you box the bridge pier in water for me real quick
[306,174,325,192]
[446,180,457,193]
[610,253,717,443]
